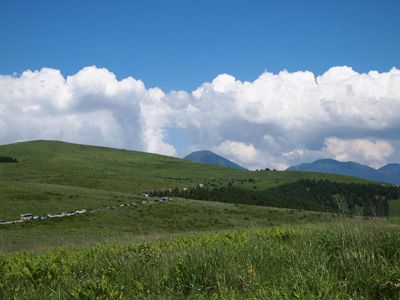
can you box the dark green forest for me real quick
[153,179,400,216]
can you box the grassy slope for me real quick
[0,198,341,253]
[1,141,400,298]
[0,140,374,252]
[0,180,140,220]
[0,140,370,194]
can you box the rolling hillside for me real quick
[0,140,378,251]
[0,140,369,195]
[1,140,400,298]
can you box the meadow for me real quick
[0,140,375,253]
[1,140,400,299]
[0,140,370,196]
[1,220,400,299]
[0,197,340,253]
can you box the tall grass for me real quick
[1,220,399,299]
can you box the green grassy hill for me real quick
[0,140,370,194]
[0,140,398,250]
[1,140,400,298]
[0,140,374,219]
[0,140,371,252]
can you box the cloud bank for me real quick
[1,66,399,169]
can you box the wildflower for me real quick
[247,267,256,274]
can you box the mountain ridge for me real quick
[288,159,400,185]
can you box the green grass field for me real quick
[0,197,342,253]
[1,140,400,298]
[1,220,400,299]
[0,140,374,252]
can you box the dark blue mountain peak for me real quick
[184,150,247,170]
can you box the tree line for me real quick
[152,179,400,217]
[0,155,18,163]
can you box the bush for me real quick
[0,156,17,163]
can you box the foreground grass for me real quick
[0,220,399,299]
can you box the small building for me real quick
[20,213,33,221]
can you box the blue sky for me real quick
[1,0,399,91]
[1,0,400,168]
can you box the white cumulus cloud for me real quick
[1,65,399,169]
[324,137,394,168]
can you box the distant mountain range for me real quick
[288,159,400,185]
[184,150,247,170]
